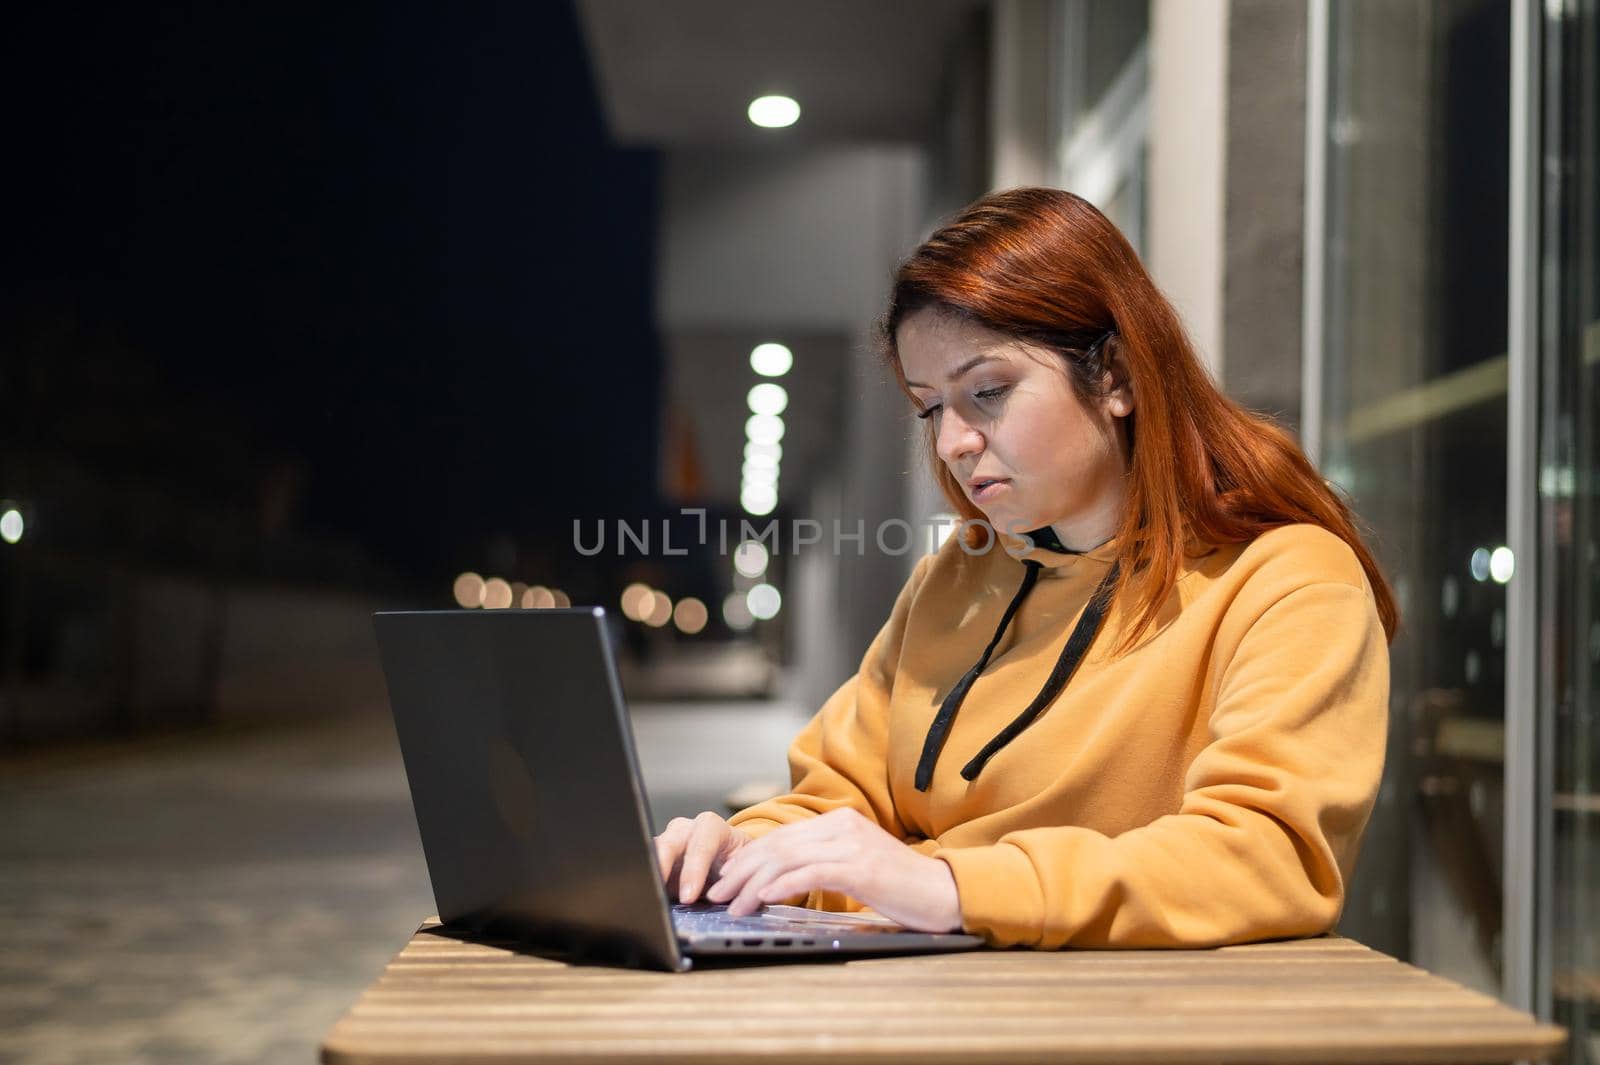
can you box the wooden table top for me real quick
[320,918,1567,1065]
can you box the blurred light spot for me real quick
[750,342,793,377]
[748,95,800,128]
[1464,649,1481,685]
[742,462,779,487]
[0,508,21,544]
[734,540,770,578]
[453,572,486,608]
[745,413,785,446]
[621,582,653,621]
[744,447,780,472]
[1490,546,1515,584]
[551,589,571,608]
[745,441,782,466]
[747,383,788,417]
[644,590,673,628]
[523,585,556,609]
[483,578,514,609]
[722,592,754,631]
[1440,575,1459,618]
[747,583,781,620]
[673,597,708,635]
[741,483,778,515]
[1469,547,1491,582]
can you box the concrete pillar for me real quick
[1148,0,1229,381]
[1220,0,1309,428]
[990,0,1056,190]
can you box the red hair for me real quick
[878,187,1399,653]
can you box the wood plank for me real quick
[320,921,1567,1065]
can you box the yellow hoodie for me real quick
[727,521,1390,949]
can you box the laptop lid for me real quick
[374,607,689,972]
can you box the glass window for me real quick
[1545,0,1599,1060]
[1320,0,1511,995]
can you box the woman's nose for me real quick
[935,408,984,465]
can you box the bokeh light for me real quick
[747,582,782,620]
[1489,546,1515,584]
[453,572,485,608]
[747,382,789,416]
[745,413,785,446]
[482,578,514,609]
[722,592,754,631]
[733,540,770,578]
[620,582,653,621]
[750,342,793,377]
[673,597,708,634]
[741,483,778,515]
[643,590,673,627]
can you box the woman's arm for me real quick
[930,577,1390,948]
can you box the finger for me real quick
[676,812,729,904]
[756,862,850,907]
[704,848,757,904]
[705,828,782,902]
[711,816,809,887]
[653,819,693,884]
[723,846,822,917]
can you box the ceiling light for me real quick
[748,95,800,129]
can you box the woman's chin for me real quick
[977,506,1030,537]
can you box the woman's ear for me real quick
[1101,350,1134,418]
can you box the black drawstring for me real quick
[914,560,1042,792]
[914,559,1121,792]
[960,561,1119,782]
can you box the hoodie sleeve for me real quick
[726,552,936,845]
[930,578,1390,949]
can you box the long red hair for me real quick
[878,187,1399,653]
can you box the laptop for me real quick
[373,606,985,971]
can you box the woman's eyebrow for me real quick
[904,354,1003,388]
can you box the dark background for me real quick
[1,1,663,590]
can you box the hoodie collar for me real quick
[998,524,1120,570]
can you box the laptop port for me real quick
[772,938,791,946]
[742,938,765,946]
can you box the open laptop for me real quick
[372,607,984,972]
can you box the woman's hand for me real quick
[704,808,963,933]
[653,811,753,904]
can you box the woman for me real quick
[653,187,1398,949]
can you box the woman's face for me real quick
[896,308,1134,549]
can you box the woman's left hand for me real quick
[703,808,964,932]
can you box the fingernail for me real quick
[680,882,696,903]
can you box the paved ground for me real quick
[0,699,808,1065]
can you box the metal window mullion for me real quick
[1503,0,1544,1022]
[1301,0,1329,469]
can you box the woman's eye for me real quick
[974,386,1009,402]
[914,403,942,421]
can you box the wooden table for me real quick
[320,918,1567,1065]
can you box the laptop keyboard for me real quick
[670,903,904,936]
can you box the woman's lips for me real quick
[971,479,1010,503]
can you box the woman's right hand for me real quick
[653,811,752,904]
